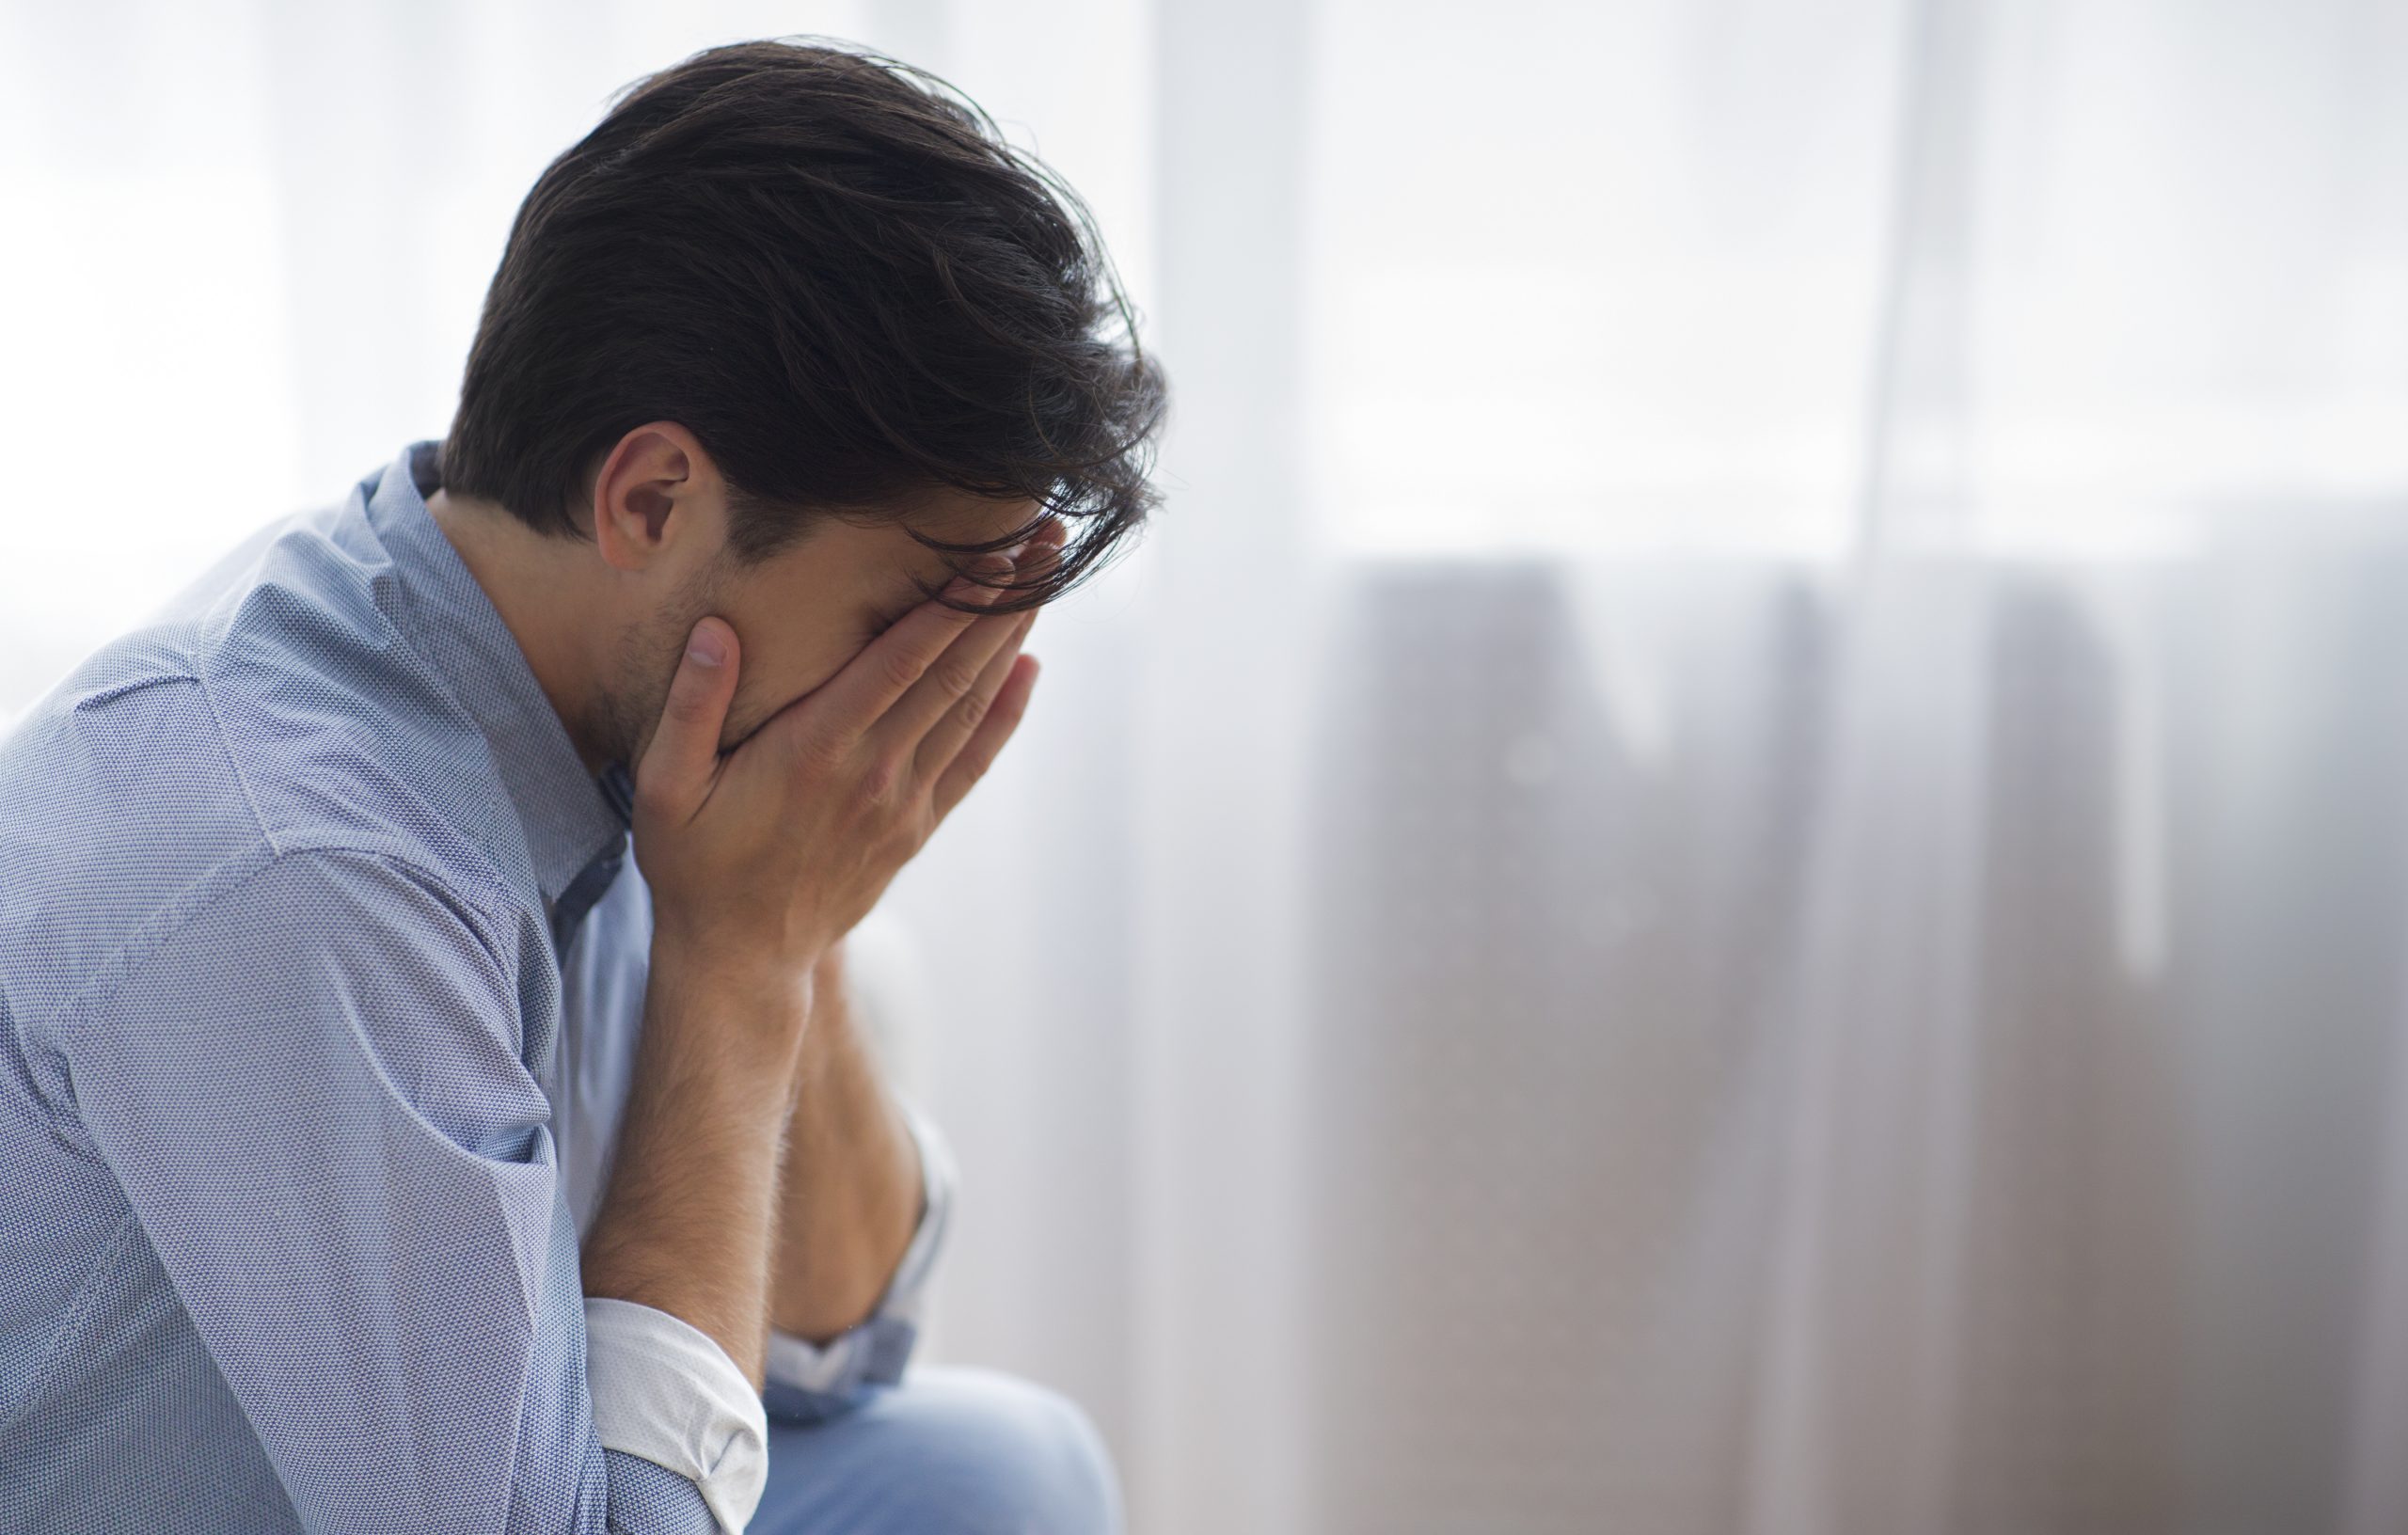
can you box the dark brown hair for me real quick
[439,37,1165,611]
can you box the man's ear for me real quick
[588,421,725,574]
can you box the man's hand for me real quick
[764,522,1072,1346]
[630,517,1059,993]
[582,517,1058,1388]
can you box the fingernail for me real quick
[686,625,726,668]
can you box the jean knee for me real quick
[929,1369,1119,1535]
[791,1367,1120,1535]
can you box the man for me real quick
[0,37,1163,1535]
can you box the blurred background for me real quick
[8,1,2408,1530]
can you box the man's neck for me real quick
[425,487,613,775]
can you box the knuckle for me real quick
[933,655,985,698]
[879,646,928,695]
[790,730,850,780]
[952,688,990,731]
[853,752,910,811]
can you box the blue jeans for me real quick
[749,1368,1122,1535]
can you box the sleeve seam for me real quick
[46,842,518,1041]
[42,848,533,1182]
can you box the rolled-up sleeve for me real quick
[54,847,759,1533]
[759,1100,957,1424]
[585,1299,767,1532]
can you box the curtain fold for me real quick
[8,3,2408,1531]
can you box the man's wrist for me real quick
[646,892,837,973]
[643,935,817,1069]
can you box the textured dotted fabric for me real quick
[0,442,928,1533]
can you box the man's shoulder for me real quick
[0,508,530,1014]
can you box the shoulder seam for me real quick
[39,843,520,1048]
[189,658,283,858]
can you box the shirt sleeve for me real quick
[53,847,759,1534]
[585,1300,767,1532]
[759,1100,957,1424]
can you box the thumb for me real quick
[636,616,740,818]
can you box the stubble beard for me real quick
[594,558,736,776]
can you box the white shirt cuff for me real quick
[584,1296,769,1534]
[762,1100,956,1395]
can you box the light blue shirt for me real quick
[0,441,950,1533]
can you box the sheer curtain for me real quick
[8,2,2408,1531]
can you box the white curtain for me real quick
[8,2,2408,1531]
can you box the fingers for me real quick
[634,617,740,820]
[876,603,1026,755]
[906,519,1062,775]
[783,515,1064,777]
[913,607,1036,782]
[932,653,1039,821]
[873,519,1064,753]
[803,557,1015,745]
[1016,514,1068,564]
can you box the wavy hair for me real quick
[439,37,1167,612]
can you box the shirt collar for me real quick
[361,439,632,906]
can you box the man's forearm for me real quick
[768,942,925,1343]
[581,947,813,1389]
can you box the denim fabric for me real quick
[750,1369,1121,1535]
